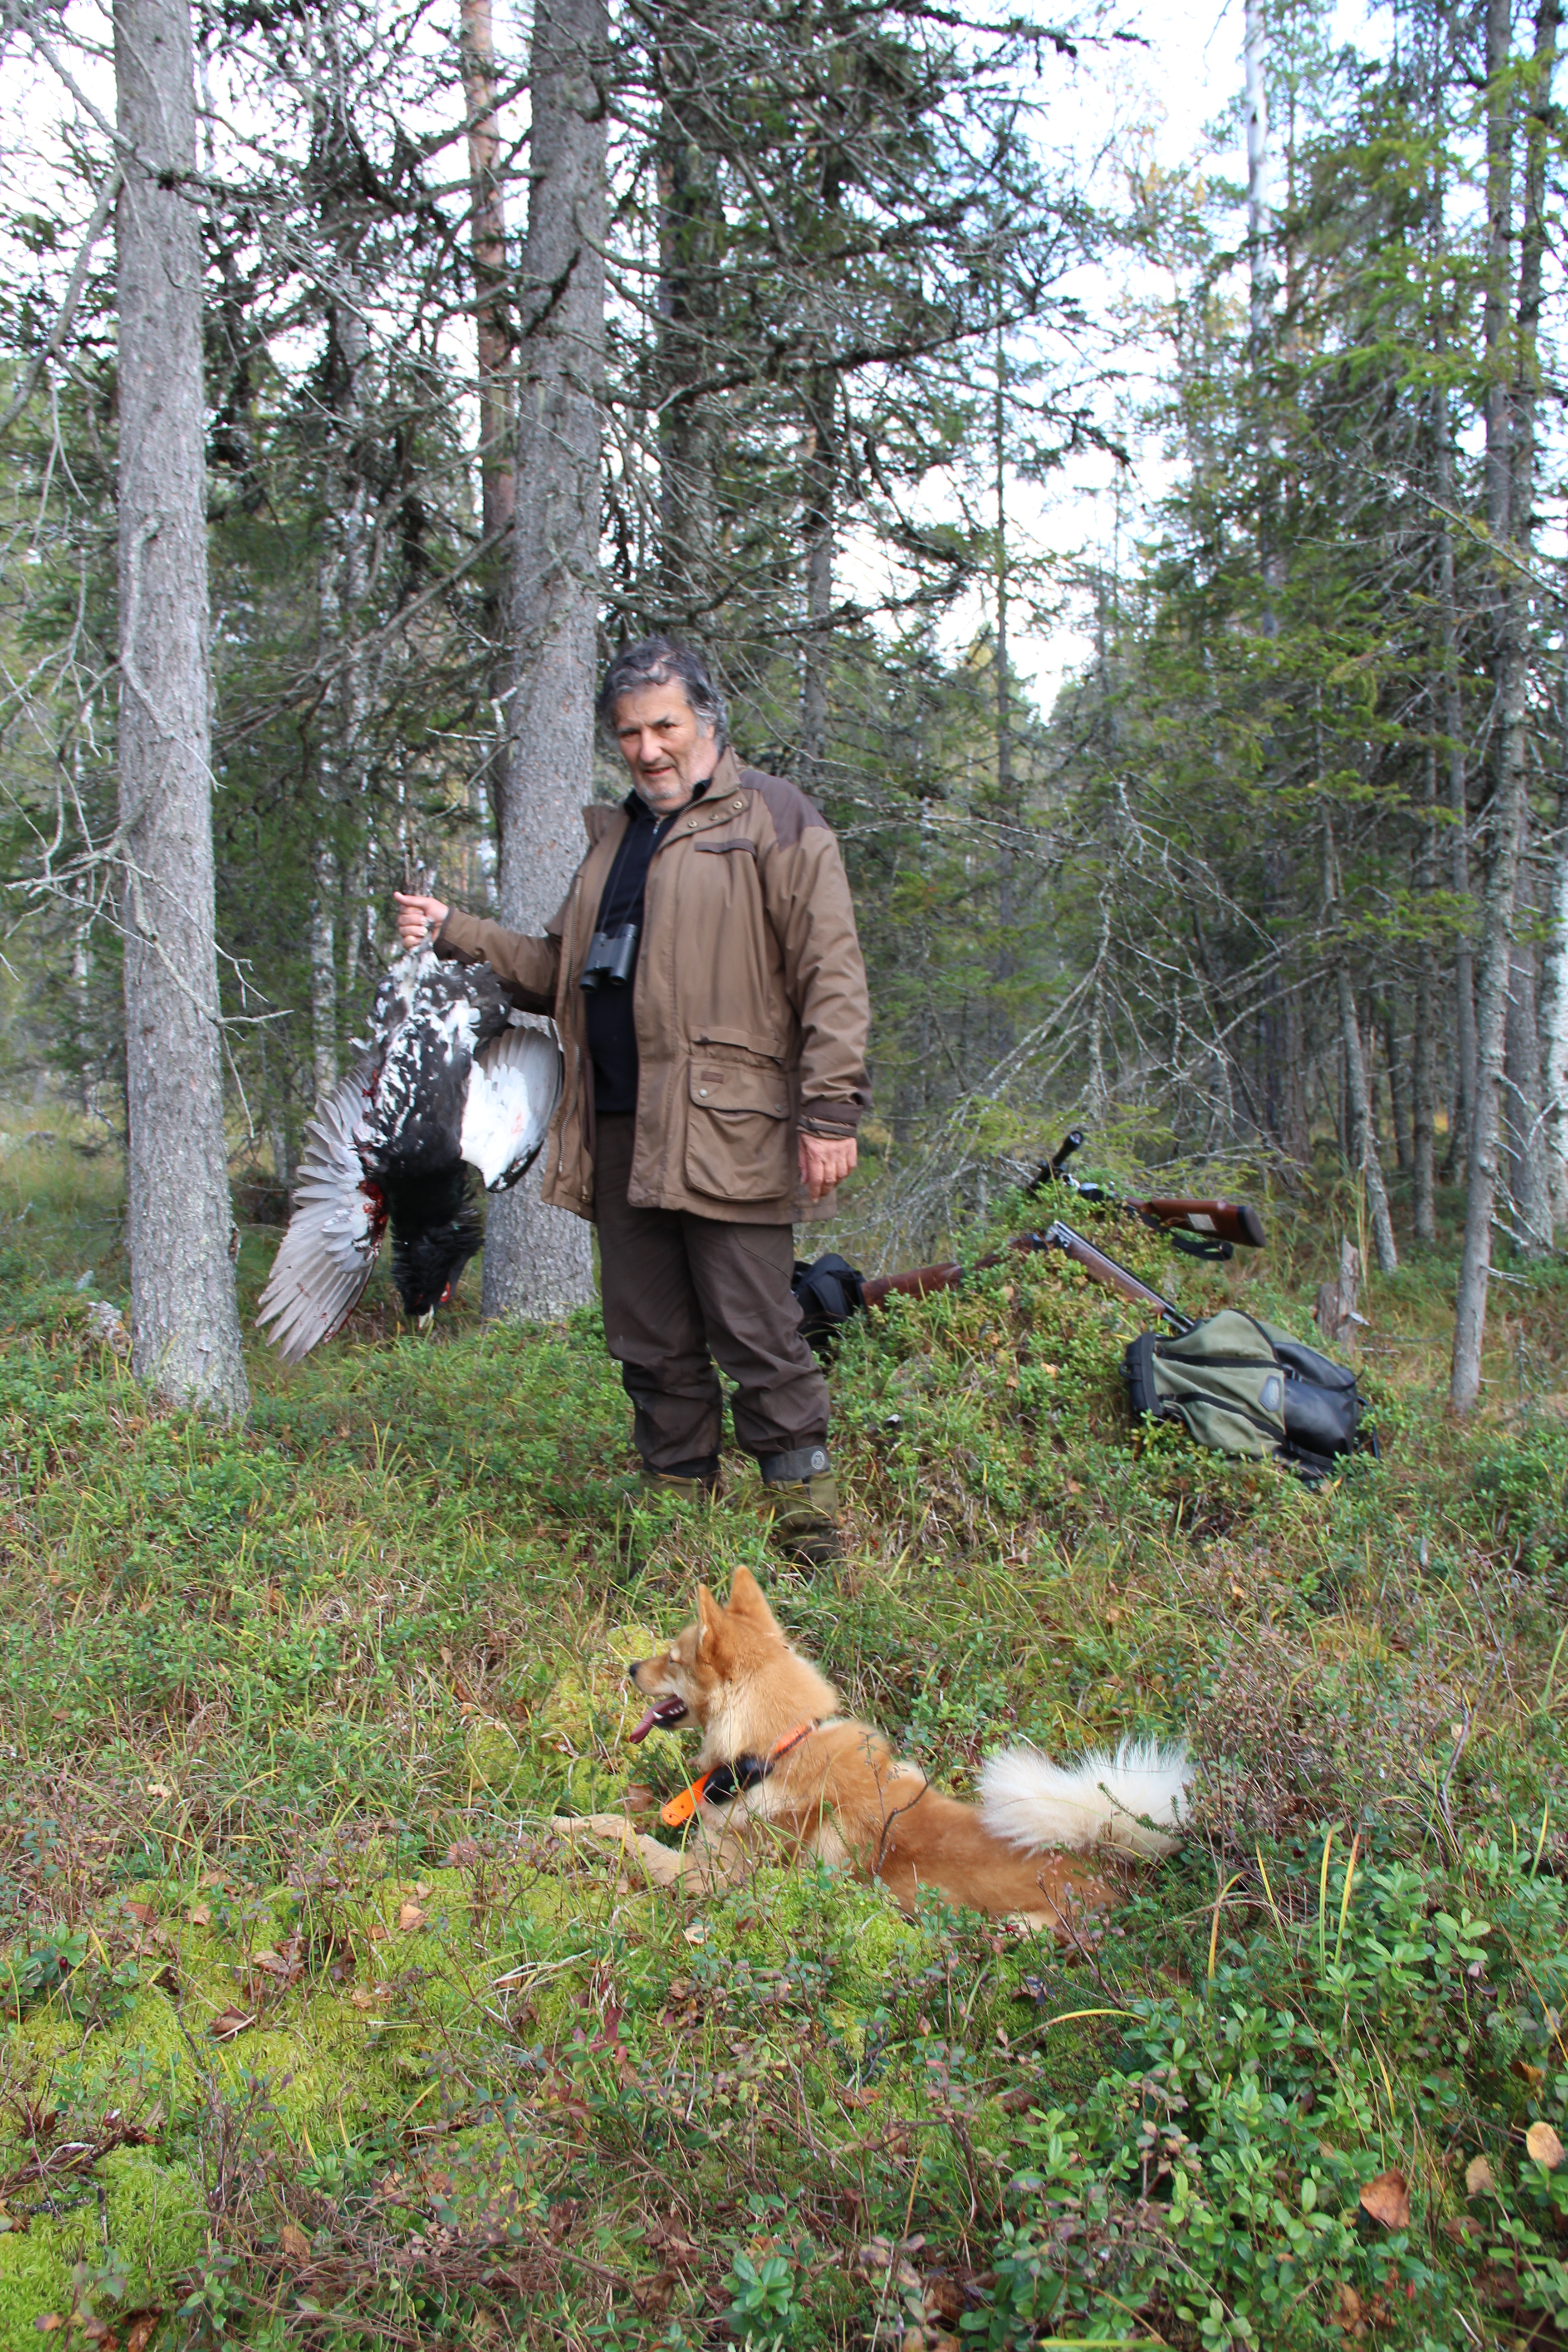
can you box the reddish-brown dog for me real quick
[558,1569,1189,1934]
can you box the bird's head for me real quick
[390,1202,483,1322]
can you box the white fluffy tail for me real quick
[978,1737,1191,1860]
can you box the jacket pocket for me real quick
[685,1054,793,1200]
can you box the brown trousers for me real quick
[594,1115,829,1474]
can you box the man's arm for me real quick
[753,796,871,1196]
[391,891,560,1015]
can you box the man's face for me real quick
[612,681,716,816]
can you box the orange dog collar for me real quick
[659,1719,817,1830]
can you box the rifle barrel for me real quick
[854,1223,1191,1335]
[1040,1220,1191,1331]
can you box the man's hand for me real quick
[392,891,450,950]
[799,1132,857,1202]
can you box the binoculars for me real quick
[580,924,638,990]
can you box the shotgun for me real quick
[1030,1130,1266,1257]
[794,1220,1192,1352]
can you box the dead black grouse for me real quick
[258,947,561,1362]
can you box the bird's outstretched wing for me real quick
[257,1060,387,1362]
[459,1023,563,1191]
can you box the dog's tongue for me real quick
[628,1695,685,1745]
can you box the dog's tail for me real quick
[978,1736,1191,1859]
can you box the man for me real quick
[393,637,870,1565]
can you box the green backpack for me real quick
[1122,1309,1372,1482]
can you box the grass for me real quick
[0,1127,1564,2350]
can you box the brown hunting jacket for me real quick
[435,745,871,1224]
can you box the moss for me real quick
[0,2146,203,2349]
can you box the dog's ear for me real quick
[726,1565,778,1629]
[695,1583,728,1657]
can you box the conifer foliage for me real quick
[0,0,1563,1376]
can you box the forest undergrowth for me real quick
[0,1129,1565,2352]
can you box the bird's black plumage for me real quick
[258,948,562,1362]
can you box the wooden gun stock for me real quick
[1133,1196,1266,1250]
[860,1260,963,1308]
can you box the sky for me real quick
[926,0,1377,715]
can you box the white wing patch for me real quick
[256,1060,386,1364]
[460,1024,564,1190]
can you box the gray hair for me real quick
[596,637,727,744]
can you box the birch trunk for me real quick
[115,0,249,1413]
[482,0,605,1320]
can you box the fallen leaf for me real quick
[1064,1478,1083,1496]
[680,1922,708,1945]
[620,1784,659,1816]
[209,2007,254,2041]
[631,2269,678,2317]
[1465,2153,1497,2197]
[33,2318,65,2335]
[279,2221,310,2265]
[366,1922,389,1943]
[146,1783,172,1800]
[124,1901,157,1927]
[1512,2057,1545,2091]
[1358,2170,1410,2230]
[1336,2281,1364,2337]
[123,2317,161,2352]
[397,1902,426,1933]
[187,1903,211,1927]
[1526,2121,1564,2170]
[348,1987,378,2010]
[414,1881,431,1899]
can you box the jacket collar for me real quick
[583,743,745,846]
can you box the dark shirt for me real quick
[586,779,710,1118]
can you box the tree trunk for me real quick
[1452,0,1555,1408]
[1504,888,1548,1249]
[1543,708,1568,1230]
[1337,962,1399,1274]
[460,0,516,832]
[1383,998,1411,1174]
[1323,813,1397,1273]
[115,0,250,1413]
[1412,744,1438,1241]
[482,0,606,1320]
[655,26,720,628]
[799,360,835,791]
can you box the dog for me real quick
[556,1568,1189,1935]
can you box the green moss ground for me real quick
[0,1136,1564,2347]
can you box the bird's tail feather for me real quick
[978,1737,1191,1859]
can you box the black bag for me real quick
[1122,1308,1374,1483]
[792,1253,865,1356]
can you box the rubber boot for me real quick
[615,1458,720,1506]
[759,1447,841,1568]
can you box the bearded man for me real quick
[393,636,871,1566]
